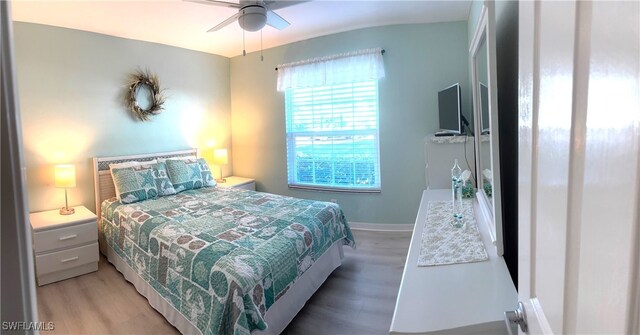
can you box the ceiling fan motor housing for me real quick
[238,5,267,31]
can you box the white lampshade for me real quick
[55,164,76,188]
[213,149,228,165]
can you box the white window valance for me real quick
[276,48,385,92]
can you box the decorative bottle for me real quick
[451,159,464,228]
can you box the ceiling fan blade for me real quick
[264,0,308,11]
[183,0,241,8]
[207,12,241,32]
[266,10,290,30]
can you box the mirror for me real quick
[470,1,503,255]
[476,37,492,198]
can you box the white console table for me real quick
[389,189,517,334]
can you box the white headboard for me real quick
[92,149,198,220]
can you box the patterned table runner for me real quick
[417,200,488,267]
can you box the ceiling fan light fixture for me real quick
[238,6,267,32]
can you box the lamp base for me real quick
[216,178,227,183]
[59,207,75,215]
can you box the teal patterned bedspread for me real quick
[101,187,354,335]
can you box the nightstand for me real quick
[217,176,256,190]
[30,206,99,286]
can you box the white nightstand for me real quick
[30,206,99,286]
[217,176,256,190]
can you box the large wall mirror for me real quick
[471,1,504,255]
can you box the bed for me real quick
[92,149,355,335]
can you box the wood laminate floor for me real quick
[36,230,411,335]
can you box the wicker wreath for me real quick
[126,70,166,121]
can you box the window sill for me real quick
[288,184,381,194]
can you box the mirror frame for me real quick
[470,0,504,255]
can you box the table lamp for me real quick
[55,164,76,215]
[213,148,228,183]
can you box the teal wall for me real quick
[15,20,472,225]
[230,22,469,224]
[14,23,231,213]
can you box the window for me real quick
[277,48,385,192]
[285,80,381,192]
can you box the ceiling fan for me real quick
[187,0,305,33]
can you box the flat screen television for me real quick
[437,83,463,134]
[480,83,490,134]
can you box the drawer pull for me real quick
[59,234,77,241]
[60,256,79,263]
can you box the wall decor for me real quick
[126,69,166,121]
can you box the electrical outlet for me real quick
[330,199,337,203]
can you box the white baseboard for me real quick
[349,222,414,232]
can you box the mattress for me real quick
[100,186,355,335]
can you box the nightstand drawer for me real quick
[35,242,99,276]
[33,221,97,253]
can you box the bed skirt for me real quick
[103,240,345,335]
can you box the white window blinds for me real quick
[281,49,384,192]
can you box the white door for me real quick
[517,1,640,334]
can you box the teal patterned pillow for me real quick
[111,164,159,204]
[152,162,177,196]
[197,158,217,187]
[165,158,204,192]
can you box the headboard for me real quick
[92,149,198,220]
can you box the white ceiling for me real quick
[11,0,471,58]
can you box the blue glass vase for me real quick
[451,159,464,228]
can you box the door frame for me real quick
[1,0,39,328]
